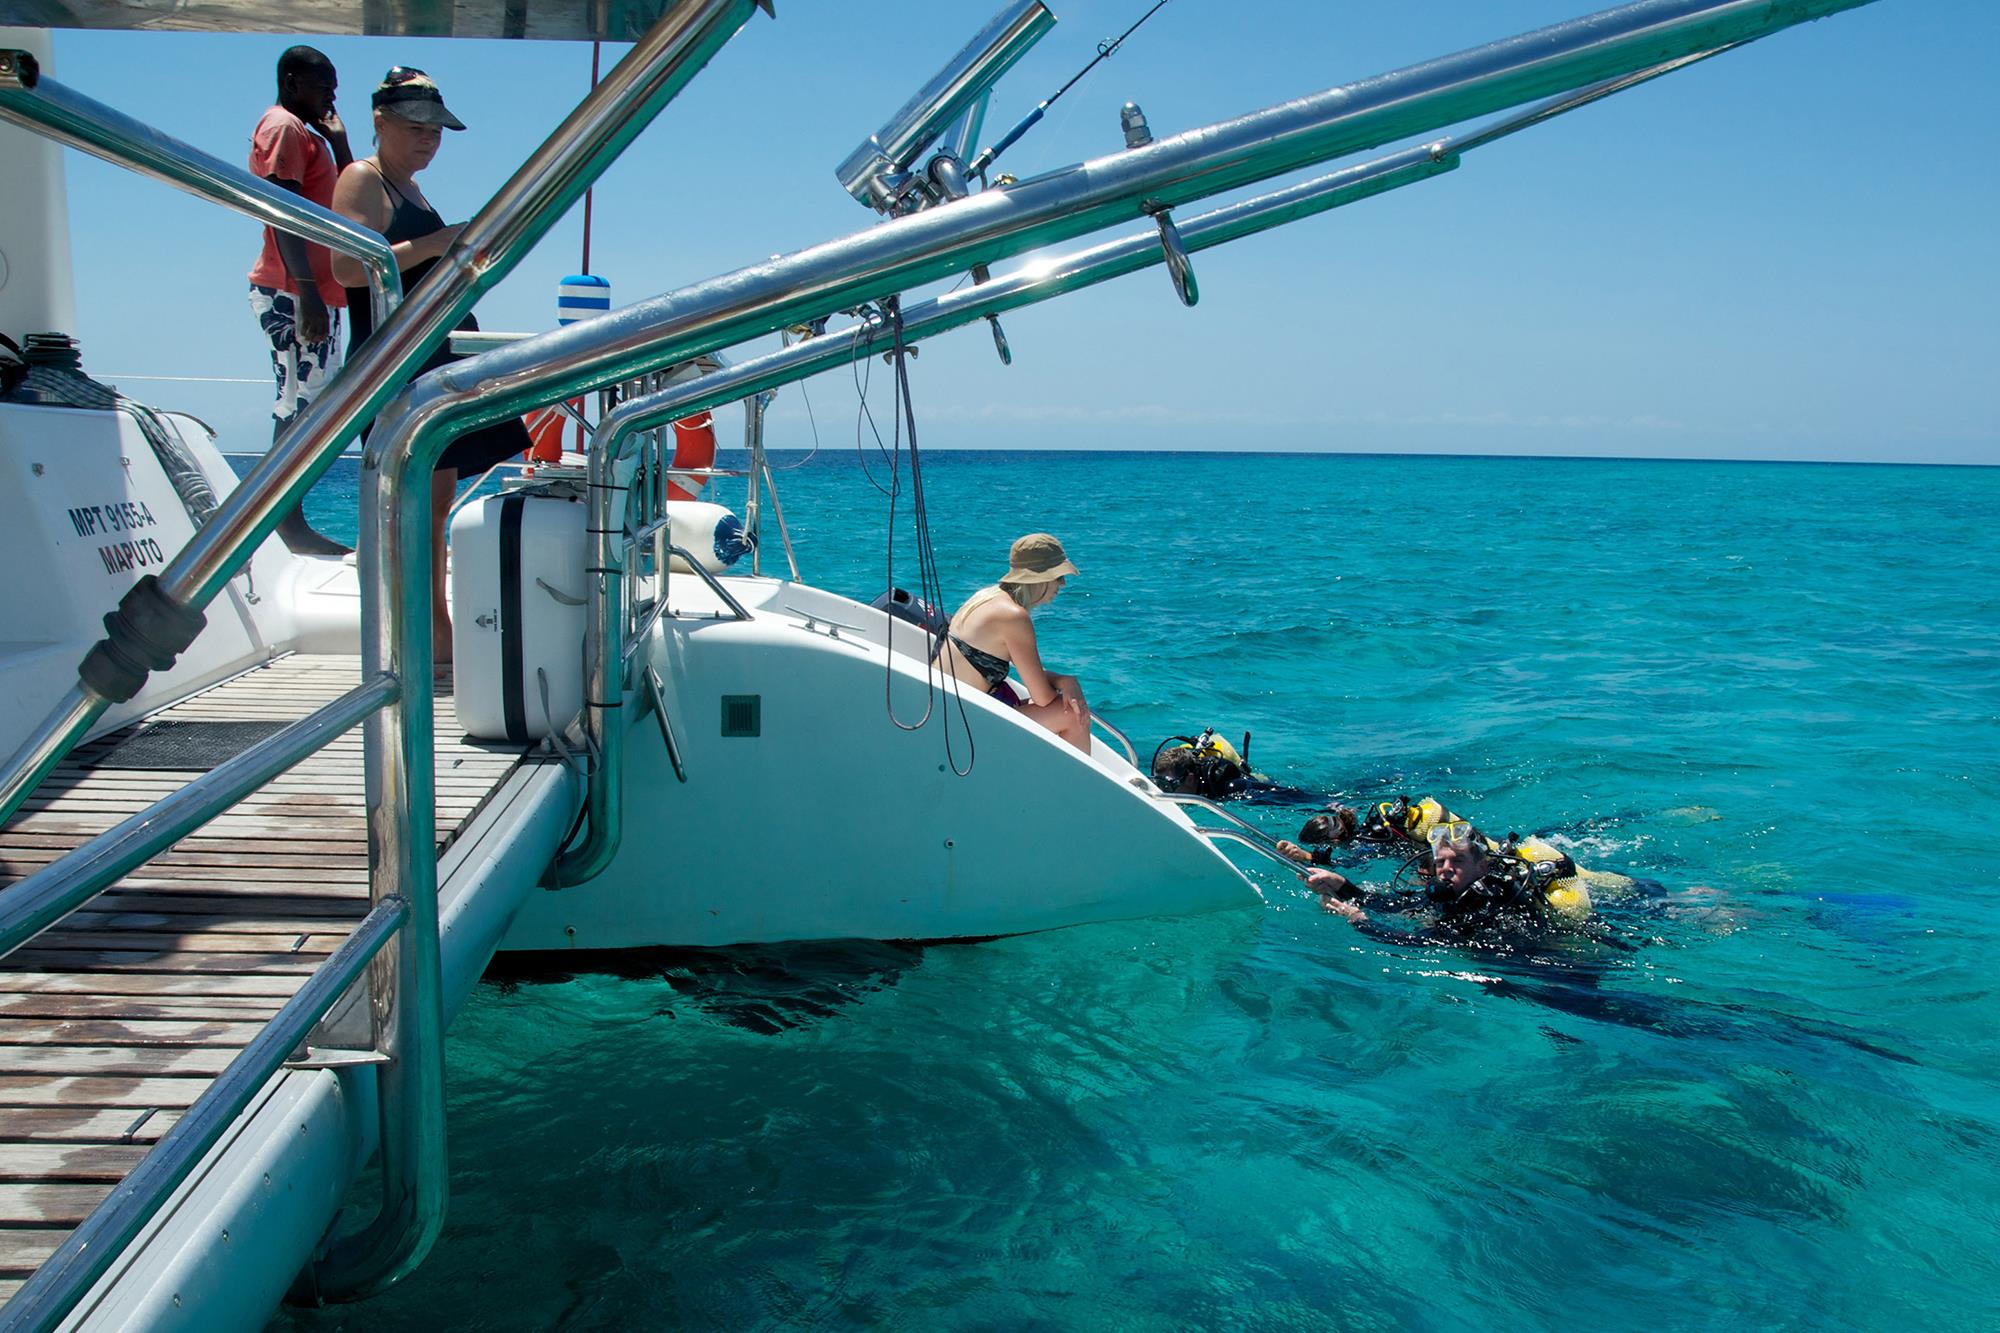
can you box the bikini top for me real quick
[950,635,1011,690]
[938,588,1013,690]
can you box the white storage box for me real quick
[450,486,589,742]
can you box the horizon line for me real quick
[221,447,1995,469]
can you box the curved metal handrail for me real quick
[1194,826,1313,878]
[0,51,401,333]
[666,547,754,621]
[1153,791,1291,858]
[0,0,766,834]
[1089,711,1139,767]
[0,897,409,1333]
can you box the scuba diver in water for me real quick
[1149,729,1325,805]
[1275,795,1610,930]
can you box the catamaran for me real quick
[0,0,1895,1325]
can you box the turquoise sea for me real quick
[270,450,1998,1331]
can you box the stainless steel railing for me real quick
[1090,712,1140,767]
[0,897,410,1333]
[0,50,403,333]
[489,38,1756,466]
[548,392,756,884]
[0,0,770,1318]
[0,678,397,956]
[1194,826,1314,877]
[1154,791,1292,857]
[1153,792,1317,878]
[0,0,768,832]
[0,675,399,1333]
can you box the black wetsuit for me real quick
[343,166,530,475]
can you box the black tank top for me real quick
[343,165,475,369]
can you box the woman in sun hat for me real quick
[329,66,532,663]
[936,533,1093,752]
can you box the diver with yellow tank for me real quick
[1149,729,1323,805]
[1149,728,1643,932]
[1274,795,1632,929]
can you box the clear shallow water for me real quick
[273,450,1998,1330]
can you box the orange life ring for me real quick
[522,399,579,464]
[667,411,717,503]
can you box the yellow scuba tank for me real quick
[1366,795,1457,843]
[1511,836,1593,920]
[1202,733,1244,769]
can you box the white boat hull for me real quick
[500,578,1259,949]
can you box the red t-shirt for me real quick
[245,105,346,307]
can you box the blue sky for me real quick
[36,0,2000,463]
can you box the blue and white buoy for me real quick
[557,274,611,326]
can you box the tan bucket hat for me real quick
[1002,533,1078,585]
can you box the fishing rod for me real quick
[968,0,1171,180]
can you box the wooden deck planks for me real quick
[0,1109,179,1144]
[0,653,531,1282]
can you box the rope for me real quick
[873,299,976,775]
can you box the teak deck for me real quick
[0,653,529,1302]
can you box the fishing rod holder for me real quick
[988,314,1012,365]
[835,0,1055,214]
[1149,205,1198,307]
[1127,100,1192,308]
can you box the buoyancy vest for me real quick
[1362,796,1595,920]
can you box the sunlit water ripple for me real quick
[267,450,1998,1330]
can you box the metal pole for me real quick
[1156,791,1282,842]
[0,676,397,959]
[0,0,765,830]
[762,459,801,581]
[0,897,410,1333]
[1198,826,1314,878]
[742,392,767,575]
[0,49,402,332]
[551,424,635,886]
[308,0,769,1302]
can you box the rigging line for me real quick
[877,298,975,772]
[99,374,266,383]
[852,312,898,496]
[879,297,932,732]
[897,303,976,775]
[766,364,823,471]
[581,40,602,275]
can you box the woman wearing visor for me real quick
[330,67,532,663]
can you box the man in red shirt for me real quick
[247,46,352,556]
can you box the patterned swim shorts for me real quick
[249,285,343,435]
